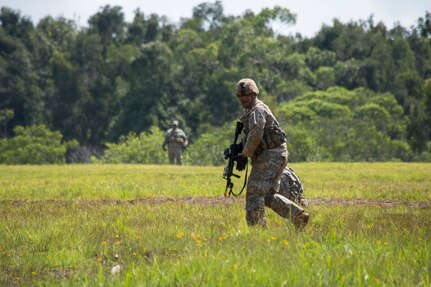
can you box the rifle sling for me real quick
[230,162,248,197]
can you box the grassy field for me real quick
[0,163,430,286]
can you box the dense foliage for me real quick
[99,126,168,164]
[0,124,77,164]
[279,87,411,162]
[1,2,430,163]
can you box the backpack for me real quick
[279,167,308,207]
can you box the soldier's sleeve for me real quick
[162,131,169,146]
[241,109,265,157]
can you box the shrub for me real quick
[0,124,70,164]
[187,122,234,166]
[100,126,168,164]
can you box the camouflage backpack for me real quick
[279,167,308,207]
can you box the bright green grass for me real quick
[0,163,430,286]
[1,163,430,201]
[298,162,431,201]
[0,164,224,200]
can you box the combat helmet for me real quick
[236,78,259,97]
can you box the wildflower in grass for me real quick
[218,236,226,241]
[97,257,103,263]
[376,240,382,245]
[101,241,107,245]
[176,233,185,239]
[267,235,277,243]
[136,235,142,241]
[115,240,121,245]
[31,271,37,276]
[132,252,137,256]
[282,239,289,246]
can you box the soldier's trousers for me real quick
[168,148,183,165]
[245,147,304,228]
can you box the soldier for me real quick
[162,120,188,165]
[235,78,309,230]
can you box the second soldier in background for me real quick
[162,120,188,165]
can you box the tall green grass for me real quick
[1,163,430,286]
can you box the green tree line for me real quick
[1,2,430,164]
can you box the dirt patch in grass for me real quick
[132,196,431,208]
[2,196,431,208]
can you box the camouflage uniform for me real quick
[162,121,188,165]
[237,78,307,229]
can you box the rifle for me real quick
[223,121,248,197]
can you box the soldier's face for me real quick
[238,94,256,109]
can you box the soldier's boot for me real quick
[293,211,309,231]
[246,209,267,229]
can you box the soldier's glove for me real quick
[234,154,248,171]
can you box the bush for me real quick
[286,125,322,162]
[0,124,70,164]
[99,126,168,164]
[187,122,235,166]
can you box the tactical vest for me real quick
[241,100,287,155]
